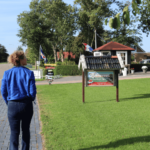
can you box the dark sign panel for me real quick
[86,70,114,86]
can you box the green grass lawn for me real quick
[35,78,45,81]
[0,62,8,64]
[36,78,150,150]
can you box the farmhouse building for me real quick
[93,41,135,66]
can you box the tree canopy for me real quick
[0,44,9,62]
[17,0,150,63]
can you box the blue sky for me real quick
[0,0,149,55]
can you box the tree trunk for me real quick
[35,58,37,70]
[91,32,95,47]
[60,39,64,62]
[52,45,57,63]
[60,49,64,62]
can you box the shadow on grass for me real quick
[86,99,116,103]
[120,93,150,102]
[85,93,150,103]
[78,135,150,150]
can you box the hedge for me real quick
[130,64,150,72]
[43,68,47,76]
[54,65,82,75]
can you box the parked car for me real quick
[140,59,150,64]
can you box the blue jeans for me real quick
[7,99,33,150]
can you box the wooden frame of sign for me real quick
[82,69,119,103]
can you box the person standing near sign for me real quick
[1,50,36,150]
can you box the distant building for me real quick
[57,52,75,60]
[131,45,150,62]
[93,41,135,65]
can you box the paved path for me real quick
[0,98,42,150]
[0,64,43,150]
[36,71,150,85]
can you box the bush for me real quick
[56,61,62,65]
[43,68,47,76]
[130,64,150,72]
[61,60,76,65]
[55,65,82,75]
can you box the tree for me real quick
[41,0,78,62]
[74,0,114,48]
[103,1,143,47]
[17,46,23,51]
[17,0,53,61]
[17,0,77,63]
[138,0,150,36]
[0,44,9,62]
[25,47,36,65]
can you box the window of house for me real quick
[147,56,150,59]
[102,51,110,56]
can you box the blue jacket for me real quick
[1,66,37,105]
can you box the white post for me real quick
[38,45,41,70]
[95,28,97,49]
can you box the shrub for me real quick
[61,60,76,65]
[55,65,82,75]
[43,68,47,76]
[56,61,62,65]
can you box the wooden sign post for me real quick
[78,55,124,103]
[82,70,85,103]
[82,70,119,103]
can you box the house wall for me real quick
[134,53,150,62]
[57,52,75,60]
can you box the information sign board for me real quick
[86,71,114,86]
[36,61,40,66]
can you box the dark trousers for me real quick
[7,99,33,150]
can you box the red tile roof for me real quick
[93,41,135,51]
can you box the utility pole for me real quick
[95,28,97,49]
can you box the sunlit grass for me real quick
[36,78,150,150]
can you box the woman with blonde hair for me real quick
[1,50,36,150]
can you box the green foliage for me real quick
[47,55,55,64]
[138,0,150,36]
[0,44,9,62]
[105,18,108,25]
[104,1,142,48]
[43,68,47,76]
[123,6,130,25]
[17,46,23,51]
[61,60,76,66]
[109,18,113,29]
[136,0,141,4]
[56,61,62,65]
[40,59,44,67]
[132,0,140,16]
[54,65,82,75]
[112,17,118,29]
[25,47,36,65]
[115,13,121,29]
[131,55,135,61]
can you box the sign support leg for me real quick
[116,72,119,102]
[82,70,85,103]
